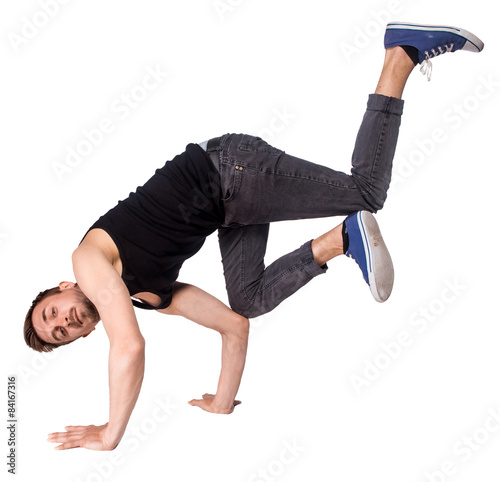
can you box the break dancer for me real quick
[23,22,484,451]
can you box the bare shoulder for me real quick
[72,229,123,295]
[74,228,120,268]
[72,230,143,343]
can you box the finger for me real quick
[64,425,90,431]
[202,393,214,400]
[48,432,70,442]
[54,441,81,450]
[48,430,87,443]
[189,400,208,411]
[49,436,74,446]
[48,428,84,441]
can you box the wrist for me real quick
[104,423,124,448]
[212,396,234,414]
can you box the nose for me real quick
[63,312,78,328]
[65,315,75,328]
[56,312,71,329]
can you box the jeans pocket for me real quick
[236,134,282,156]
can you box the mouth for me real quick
[73,308,83,326]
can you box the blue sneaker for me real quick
[344,211,394,303]
[384,22,484,80]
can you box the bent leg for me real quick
[212,95,403,227]
[218,225,326,318]
[206,48,413,227]
[214,47,416,314]
[349,94,404,211]
[351,46,415,210]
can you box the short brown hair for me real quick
[24,287,68,352]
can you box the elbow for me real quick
[239,316,250,337]
[122,339,145,366]
[130,337,146,356]
[111,336,146,356]
[132,337,146,354]
[230,315,250,339]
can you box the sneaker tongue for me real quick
[342,221,350,254]
[401,45,420,66]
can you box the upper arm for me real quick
[72,245,144,348]
[158,282,249,337]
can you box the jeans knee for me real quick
[236,304,268,319]
[227,292,268,319]
[352,175,389,213]
[366,195,386,213]
[227,290,252,317]
[357,187,387,213]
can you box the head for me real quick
[24,282,101,352]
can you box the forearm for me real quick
[106,340,146,446]
[214,322,249,412]
[160,282,250,413]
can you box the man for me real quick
[24,22,484,451]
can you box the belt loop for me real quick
[206,136,223,172]
[208,151,219,172]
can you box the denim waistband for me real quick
[199,137,222,172]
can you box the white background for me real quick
[1,1,499,481]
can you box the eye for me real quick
[60,327,66,337]
[52,308,56,317]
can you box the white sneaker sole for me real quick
[358,211,394,303]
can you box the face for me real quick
[32,282,100,345]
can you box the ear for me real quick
[59,281,76,290]
[81,326,96,338]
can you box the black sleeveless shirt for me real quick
[83,143,224,310]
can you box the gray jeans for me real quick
[200,94,404,318]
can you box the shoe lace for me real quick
[420,58,433,81]
[420,43,454,82]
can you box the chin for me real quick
[81,296,101,323]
